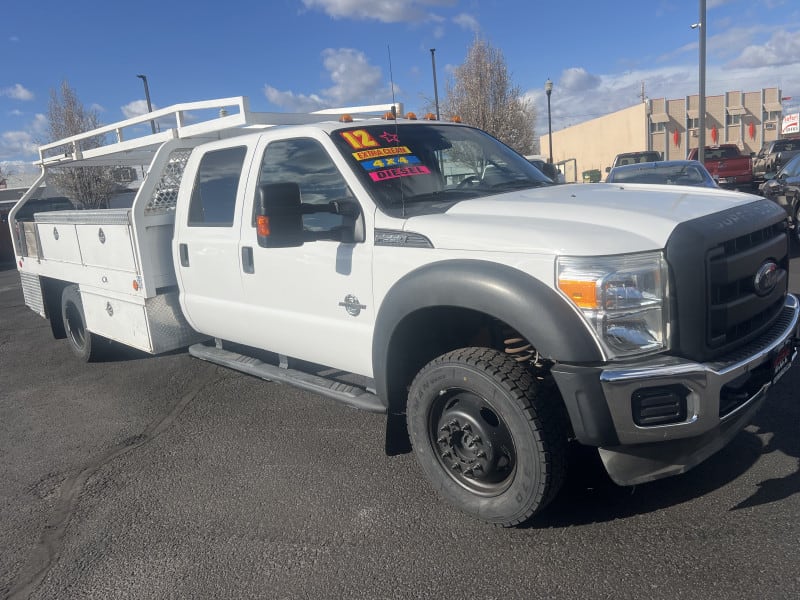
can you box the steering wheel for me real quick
[457,175,482,188]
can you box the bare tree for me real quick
[442,37,536,155]
[45,81,116,209]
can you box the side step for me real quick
[188,343,387,414]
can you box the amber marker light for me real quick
[557,278,599,309]
[405,112,417,120]
[423,113,437,120]
[339,114,353,123]
[132,279,140,291]
[450,115,462,123]
[382,111,396,120]
[256,215,271,237]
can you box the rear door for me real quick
[173,141,255,341]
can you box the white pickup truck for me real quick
[9,97,799,526]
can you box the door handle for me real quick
[242,246,254,274]
[179,243,190,267]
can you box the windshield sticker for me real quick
[380,131,400,144]
[360,155,421,171]
[352,146,411,161]
[369,165,431,182]
[340,129,380,150]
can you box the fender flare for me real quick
[372,259,603,411]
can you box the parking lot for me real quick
[1,260,799,600]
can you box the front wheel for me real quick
[61,285,105,362]
[407,347,568,527]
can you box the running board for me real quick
[188,343,387,414]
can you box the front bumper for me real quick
[553,293,799,486]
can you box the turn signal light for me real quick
[256,215,271,237]
[558,279,598,309]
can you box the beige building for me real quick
[542,87,784,182]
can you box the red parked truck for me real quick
[687,145,754,191]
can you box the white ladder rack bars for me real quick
[36,96,404,168]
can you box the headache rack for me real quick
[35,96,405,168]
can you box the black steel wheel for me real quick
[61,285,104,362]
[407,347,568,527]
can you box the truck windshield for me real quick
[330,123,552,216]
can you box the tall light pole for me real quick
[430,48,440,120]
[545,78,554,164]
[136,74,157,134]
[691,0,707,163]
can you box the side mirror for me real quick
[605,166,611,173]
[256,182,305,248]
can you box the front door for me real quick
[236,134,375,376]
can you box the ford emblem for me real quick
[753,261,779,296]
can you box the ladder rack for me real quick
[37,96,404,168]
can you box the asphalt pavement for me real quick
[1,258,799,600]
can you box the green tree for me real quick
[443,37,536,155]
[45,81,116,209]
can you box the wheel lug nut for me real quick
[473,464,483,472]
[462,423,472,432]
[451,463,461,471]
[441,451,452,458]
[463,467,474,476]
[476,450,487,458]
[437,436,447,444]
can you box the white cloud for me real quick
[0,130,37,160]
[453,13,479,32]
[301,0,454,23]
[122,99,153,119]
[264,86,328,112]
[559,68,601,93]
[728,29,800,68]
[264,48,395,111]
[1,84,34,101]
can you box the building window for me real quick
[687,117,699,129]
[726,113,741,126]
[764,110,781,121]
[650,122,666,134]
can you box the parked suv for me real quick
[606,151,662,174]
[752,139,800,187]
[761,152,800,242]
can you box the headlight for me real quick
[557,252,669,360]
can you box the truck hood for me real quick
[403,183,758,255]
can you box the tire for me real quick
[407,347,568,527]
[61,285,103,362]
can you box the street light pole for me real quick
[691,0,707,163]
[430,48,440,120]
[136,74,157,134]
[545,78,554,164]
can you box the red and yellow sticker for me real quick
[352,146,411,161]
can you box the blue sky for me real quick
[2,0,799,180]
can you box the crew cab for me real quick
[9,97,799,527]
[687,145,754,190]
